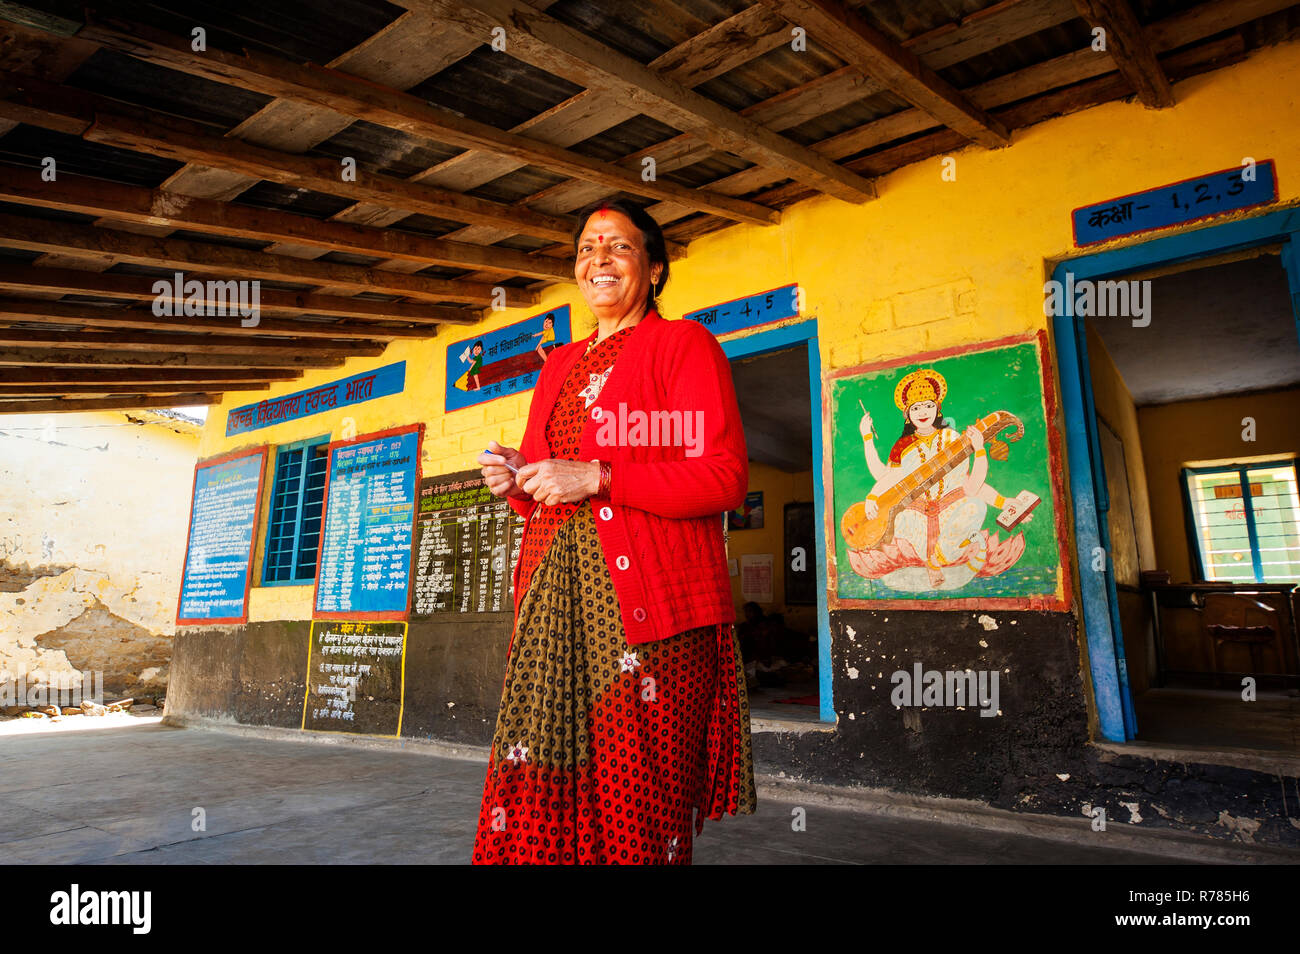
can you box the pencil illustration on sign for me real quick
[830,335,1067,607]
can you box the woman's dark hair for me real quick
[472,340,484,352]
[573,197,670,313]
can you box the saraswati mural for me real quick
[829,333,1069,609]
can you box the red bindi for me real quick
[597,234,603,242]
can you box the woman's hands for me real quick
[480,440,600,506]
[479,440,530,500]
[515,459,600,506]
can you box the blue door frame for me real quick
[1052,205,1300,742]
[719,320,834,723]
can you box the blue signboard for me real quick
[445,306,572,412]
[177,447,267,624]
[1072,160,1278,246]
[684,285,799,337]
[314,426,422,619]
[226,362,406,436]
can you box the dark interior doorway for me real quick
[1085,249,1300,755]
[728,344,820,723]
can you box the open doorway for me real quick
[727,342,822,723]
[1083,248,1300,755]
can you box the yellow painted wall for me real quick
[725,462,815,615]
[1137,385,1300,582]
[193,39,1300,623]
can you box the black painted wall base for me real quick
[168,608,1300,847]
[170,615,511,745]
[755,609,1300,847]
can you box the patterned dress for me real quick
[471,325,757,864]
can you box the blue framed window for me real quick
[1183,460,1300,584]
[261,436,331,585]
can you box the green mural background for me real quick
[830,337,1062,602]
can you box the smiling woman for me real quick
[473,197,755,865]
[574,199,669,320]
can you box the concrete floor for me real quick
[0,718,1286,865]
[1133,687,1300,754]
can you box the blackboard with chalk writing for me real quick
[413,469,524,616]
[313,425,423,620]
[302,620,406,735]
[177,446,267,625]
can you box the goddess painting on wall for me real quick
[841,367,1036,592]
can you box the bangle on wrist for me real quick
[866,493,879,502]
[592,459,612,499]
[975,448,986,458]
[862,431,875,442]
[994,493,1006,508]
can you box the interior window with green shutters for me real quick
[1183,460,1300,583]
[262,437,331,585]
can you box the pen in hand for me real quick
[484,448,519,474]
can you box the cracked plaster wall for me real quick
[0,412,199,692]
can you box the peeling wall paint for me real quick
[0,412,198,694]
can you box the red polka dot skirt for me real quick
[472,325,756,864]
[471,503,756,864]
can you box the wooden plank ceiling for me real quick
[0,0,1294,413]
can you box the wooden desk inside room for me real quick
[1143,581,1300,688]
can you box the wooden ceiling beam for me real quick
[0,167,572,283]
[67,15,779,229]
[1071,0,1174,107]
[0,329,386,356]
[5,0,1065,301]
[0,348,346,369]
[0,299,434,340]
[660,0,1275,238]
[319,3,791,260]
[406,0,876,203]
[762,0,1010,147]
[346,3,790,225]
[0,18,97,139]
[0,210,532,307]
[0,393,220,413]
[0,367,300,384]
[3,10,500,291]
[0,382,269,396]
[0,265,468,323]
[0,72,578,244]
[672,33,1245,241]
[478,0,1080,238]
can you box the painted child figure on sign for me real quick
[454,339,486,391]
[532,313,557,364]
[843,368,1031,592]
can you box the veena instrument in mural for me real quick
[841,410,1027,550]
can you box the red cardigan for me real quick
[506,309,748,643]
